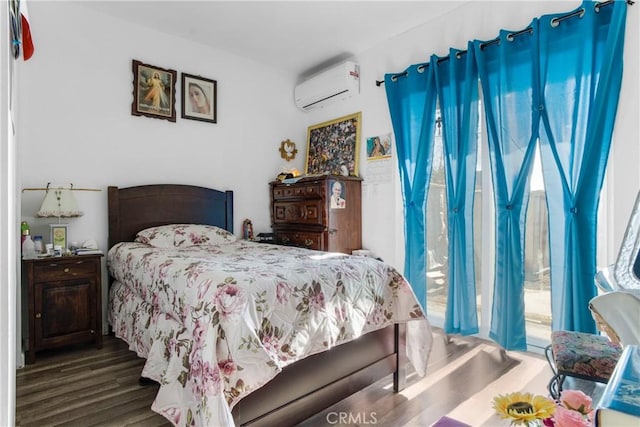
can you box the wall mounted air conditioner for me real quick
[294,61,360,111]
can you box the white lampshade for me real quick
[37,187,83,218]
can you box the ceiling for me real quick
[80,1,466,78]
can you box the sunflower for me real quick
[493,392,556,425]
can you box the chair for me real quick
[545,290,639,400]
[545,330,622,400]
[546,193,640,400]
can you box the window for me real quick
[426,107,552,348]
[426,111,483,327]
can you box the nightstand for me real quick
[22,254,103,364]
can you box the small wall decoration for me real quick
[366,133,392,160]
[131,60,177,122]
[279,139,298,161]
[305,112,361,176]
[181,73,217,123]
[365,132,394,184]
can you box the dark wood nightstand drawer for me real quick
[33,258,97,281]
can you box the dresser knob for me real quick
[64,267,70,273]
[35,313,41,319]
[304,239,314,247]
[90,329,95,335]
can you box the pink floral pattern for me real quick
[107,240,431,427]
[134,224,237,248]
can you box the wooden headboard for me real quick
[107,184,234,249]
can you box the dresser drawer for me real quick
[33,259,98,282]
[273,200,324,225]
[275,231,324,250]
[272,184,323,200]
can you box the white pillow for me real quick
[135,224,237,248]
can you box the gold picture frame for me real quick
[50,224,68,250]
[279,139,298,161]
[131,59,177,122]
[305,112,361,176]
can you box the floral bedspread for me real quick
[107,240,432,427]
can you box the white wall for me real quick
[17,2,309,239]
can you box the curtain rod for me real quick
[375,0,633,87]
[22,183,101,193]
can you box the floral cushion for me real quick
[135,224,237,248]
[551,330,622,381]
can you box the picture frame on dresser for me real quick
[181,72,217,123]
[131,59,177,122]
[305,112,362,177]
[49,223,68,250]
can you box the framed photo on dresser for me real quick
[50,224,68,250]
[131,60,177,122]
[305,112,361,177]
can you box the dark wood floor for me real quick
[15,329,570,427]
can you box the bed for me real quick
[107,183,432,427]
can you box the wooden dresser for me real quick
[270,175,362,253]
[22,254,103,364]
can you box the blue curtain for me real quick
[384,0,628,348]
[385,64,438,309]
[537,1,627,333]
[433,44,480,335]
[474,23,541,351]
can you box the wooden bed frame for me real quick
[107,184,406,426]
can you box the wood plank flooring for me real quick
[15,329,576,427]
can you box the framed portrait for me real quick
[305,112,361,177]
[131,60,177,122]
[50,224,68,250]
[366,133,392,160]
[329,179,347,209]
[181,73,217,123]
